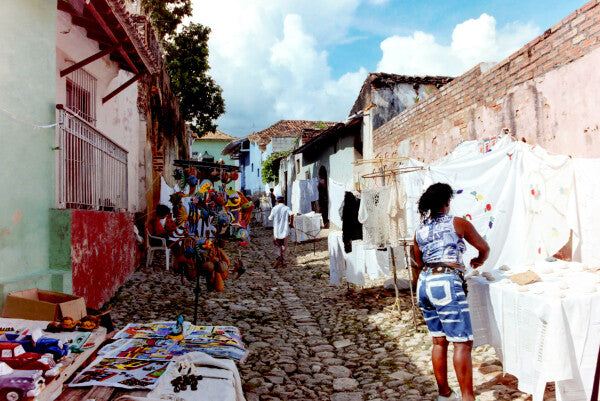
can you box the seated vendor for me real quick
[148,204,175,246]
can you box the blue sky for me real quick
[190,1,587,137]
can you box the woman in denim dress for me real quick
[414,183,489,401]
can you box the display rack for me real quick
[359,161,424,328]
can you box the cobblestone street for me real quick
[106,225,554,401]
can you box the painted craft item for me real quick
[168,165,249,291]
[100,326,248,362]
[114,322,191,340]
[0,361,45,400]
[68,357,171,390]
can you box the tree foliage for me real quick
[142,1,225,134]
[141,0,191,39]
[262,151,290,185]
[165,23,225,134]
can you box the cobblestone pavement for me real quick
[105,224,555,401]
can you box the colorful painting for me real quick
[113,322,192,340]
[68,357,171,390]
[104,324,247,362]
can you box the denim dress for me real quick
[415,215,473,342]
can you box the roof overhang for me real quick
[58,0,161,77]
[293,112,363,155]
[222,137,249,155]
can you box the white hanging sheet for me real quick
[398,135,600,401]
[160,176,175,210]
[291,180,315,214]
[403,136,574,271]
[328,178,346,229]
[571,158,600,265]
[327,231,391,286]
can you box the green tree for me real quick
[165,23,225,134]
[142,1,225,134]
[141,0,192,39]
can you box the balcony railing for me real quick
[56,105,128,211]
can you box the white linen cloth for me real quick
[403,135,575,271]
[160,176,175,210]
[328,231,346,285]
[268,203,292,239]
[259,197,273,227]
[571,158,600,265]
[115,352,245,401]
[358,186,391,250]
[327,231,391,285]
[291,212,323,243]
[468,262,600,401]
[328,178,346,229]
[387,178,408,248]
[291,180,315,214]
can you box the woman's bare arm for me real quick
[454,217,490,268]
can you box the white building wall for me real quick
[55,11,146,212]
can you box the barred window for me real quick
[66,68,97,125]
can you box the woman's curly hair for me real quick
[417,183,453,220]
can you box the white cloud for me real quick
[190,0,365,136]
[376,14,540,76]
[189,3,541,137]
[369,0,391,5]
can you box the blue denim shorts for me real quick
[417,268,473,342]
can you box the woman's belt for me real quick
[422,263,468,295]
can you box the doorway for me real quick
[318,166,329,225]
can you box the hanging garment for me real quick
[387,177,408,247]
[358,186,391,250]
[341,191,362,253]
[328,178,346,229]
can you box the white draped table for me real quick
[291,212,324,243]
[467,262,600,401]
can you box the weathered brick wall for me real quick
[374,1,600,162]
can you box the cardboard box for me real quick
[2,289,87,321]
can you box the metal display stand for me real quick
[357,159,424,328]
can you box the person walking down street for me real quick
[268,195,292,267]
[413,183,489,401]
[270,188,276,207]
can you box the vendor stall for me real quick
[290,212,324,243]
[468,260,600,401]
[396,133,600,400]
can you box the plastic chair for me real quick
[146,229,171,270]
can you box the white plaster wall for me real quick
[242,141,265,195]
[56,11,147,212]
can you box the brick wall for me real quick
[373,1,600,162]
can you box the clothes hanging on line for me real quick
[340,191,362,253]
[358,186,391,250]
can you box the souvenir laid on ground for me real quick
[99,338,182,360]
[146,352,245,401]
[509,270,542,286]
[68,356,171,390]
[102,324,248,362]
[114,321,192,340]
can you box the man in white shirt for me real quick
[268,196,292,267]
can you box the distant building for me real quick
[190,129,237,189]
[223,120,334,197]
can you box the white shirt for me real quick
[268,203,292,239]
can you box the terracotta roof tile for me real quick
[248,120,336,150]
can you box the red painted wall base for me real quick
[71,210,136,309]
